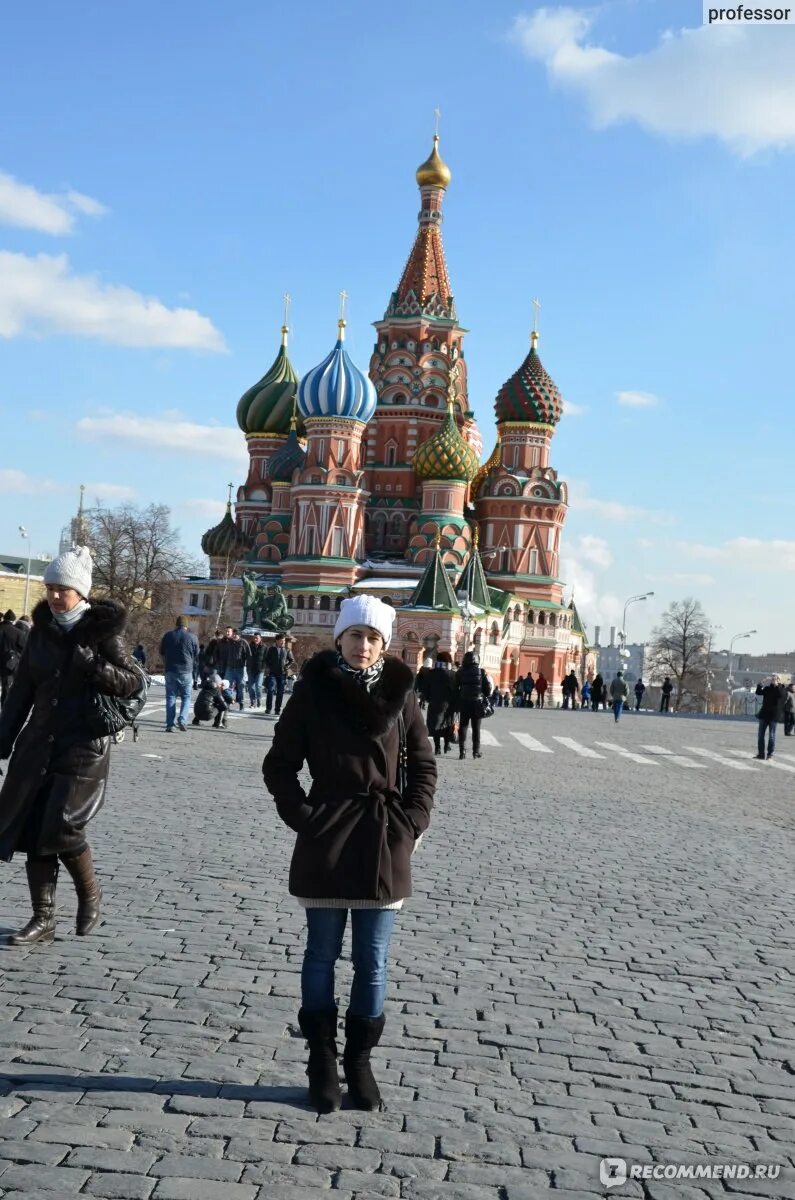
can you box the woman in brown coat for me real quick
[0,547,139,945]
[263,595,436,1113]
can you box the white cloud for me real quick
[680,536,795,570]
[0,468,60,495]
[617,390,659,408]
[0,171,107,234]
[511,8,795,155]
[77,410,247,467]
[83,482,137,503]
[182,498,228,520]
[569,479,673,525]
[569,533,613,569]
[562,398,588,416]
[0,252,226,351]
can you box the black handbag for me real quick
[83,660,150,738]
[479,694,495,719]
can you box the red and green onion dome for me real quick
[494,333,563,426]
[201,502,251,558]
[414,402,480,483]
[235,330,304,436]
[266,423,306,484]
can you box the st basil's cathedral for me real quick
[196,134,590,695]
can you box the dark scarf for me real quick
[335,651,385,692]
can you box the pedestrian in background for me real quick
[132,643,147,669]
[0,547,138,945]
[660,677,673,712]
[755,674,787,760]
[581,679,591,709]
[590,674,604,711]
[159,616,199,732]
[248,633,267,709]
[562,670,580,710]
[420,649,457,756]
[264,595,436,1113]
[535,672,548,709]
[192,674,234,730]
[523,673,535,708]
[415,656,434,709]
[784,683,795,737]
[610,671,629,723]
[264,631,295,716]
[634,677,646,712]
[0,610,27,709]
[513,675,525,707]
[456,651,491,759]
[212,627,249,710]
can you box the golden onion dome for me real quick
[416,135,452,189]
[470,437,501,499]
[414,401,479,483]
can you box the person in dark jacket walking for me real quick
[212,629,250,710]
[247,634,267,708]
[784,683,795,737]
[755,675,788,760]
[264,632,295,715]
[561,670,580,710]
[456,651,491,759]
[0,610,27,708]
[159,617,199,732]
[418,649,457,755]
[132,643,147,668]
[535,671,548,708]
[634,678,646,712]
[590,674,604,712]
[263,595,436,1114]
[660,677,673,712]
[0,547,138,945]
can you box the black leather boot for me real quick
[298,1007,341,1114]
[8,857,58,946]
[59,847,102,935]
[343,1012,386,1111]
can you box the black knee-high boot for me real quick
[59,846,102,935]
[343,1012,386,1110]
[8,856,58,946]
[298,1007,341,1113]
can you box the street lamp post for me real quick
[18,526,31,616]
[703,623,723,715]
[619,592,655,669]
[726,629,757,711]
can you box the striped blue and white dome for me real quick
[297,323,377,424]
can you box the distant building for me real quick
[593,624,646,684]
[0,555,51,616]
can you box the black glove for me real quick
[72,645,97,674]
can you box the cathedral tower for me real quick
[364,134,481,557]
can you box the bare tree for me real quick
[647,598,711,711]
[82,503,200,655]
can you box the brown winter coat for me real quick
[263,651,437,903]
[0,598,139,860]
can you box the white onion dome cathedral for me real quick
[297,318,377,423]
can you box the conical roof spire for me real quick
[407,536,460,611]
[456,536,491,611]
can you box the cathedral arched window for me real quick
[389,513,403,536]
[334,597,343,611]
[297,596,305,610]
[385,441,398,466]
[287,596,294,609]
[392,393,406,406]
[319,596,330,611]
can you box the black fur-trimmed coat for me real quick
[0,599,139,860]
[263,651,437,903]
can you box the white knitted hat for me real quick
[43,546,93,598]
[334,595,396,649]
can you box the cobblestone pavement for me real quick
[1,700,794,1199]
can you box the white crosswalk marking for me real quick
[685,747,757,772]
[552,737,604,759]
[641,745,708,769]
[480,729,501,747]
[510,731,554,754]
[775,751,795,766]
[728,749,795,774]
[595,742,659,765]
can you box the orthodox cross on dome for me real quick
[226,481,234,508]
[446,360,459,410]
[531,297,541,349]
[338,289,348,340]
[281,292,291,345]
[434,107,441,137]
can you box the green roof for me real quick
[457,545,491,611]
[569,599,586,637]
[406,547,460,611]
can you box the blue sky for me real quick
[1,0,793,651]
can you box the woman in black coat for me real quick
[455,650,491,759]
[263,595,436,1114]
[0,547,138,946]
[418,649,457,755]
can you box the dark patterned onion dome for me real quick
[201,503,251,558]
[266,425,306,483]
[236,333,303,436]
[414,403,480,483]
[494,335,563,426]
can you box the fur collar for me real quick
[300,649,414,735]
[33,597,128,642]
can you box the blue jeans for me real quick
[301,908,397,1018]
[227,668,245,705]
[758,718,777,757]
[266,673,286,713]
[248,671,264,706]
[165,671,192,728]
[612,700,623,722]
